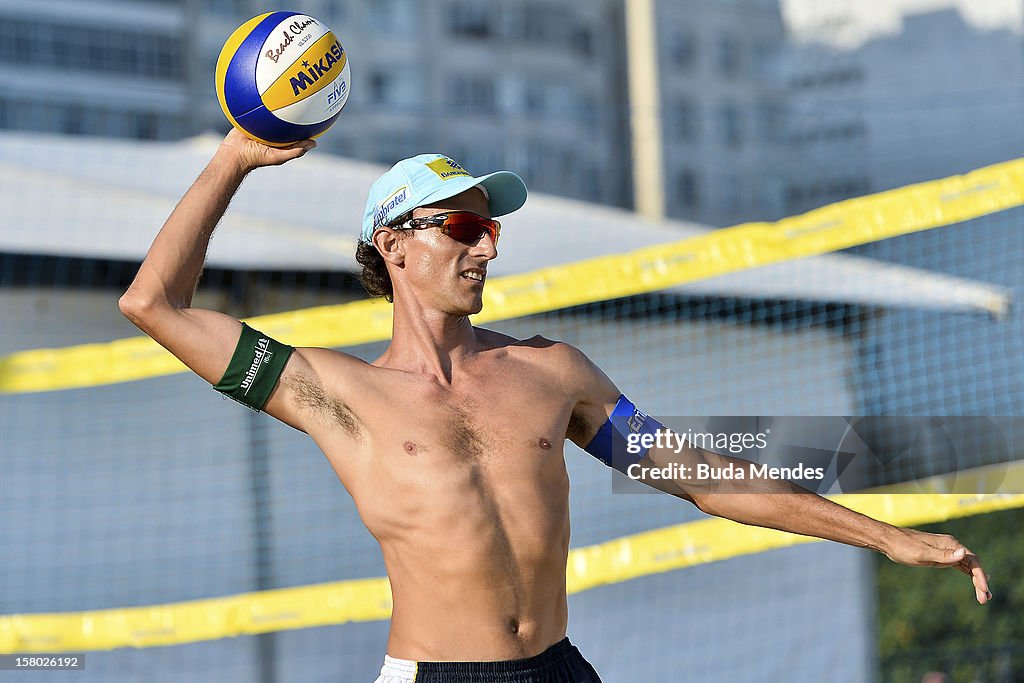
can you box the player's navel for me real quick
[538,437,552,450]
[403,441,418,455]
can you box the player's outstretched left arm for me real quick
[556,342,992,605]
[658,449,993,605]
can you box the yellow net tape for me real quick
[2,156,1023,394]
[3,461,1023,653]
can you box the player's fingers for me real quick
[270,140,316,164]
[288,139,317,152]
[958,549,992,604]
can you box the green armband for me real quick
[214,323,294,412]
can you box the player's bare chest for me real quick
[368,357,570,462]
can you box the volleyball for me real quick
[215,11,351,146]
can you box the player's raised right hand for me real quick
[219,127,316,173]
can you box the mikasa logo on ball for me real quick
[256,31,349,114]
[288,41,345,96]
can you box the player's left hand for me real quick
[883,527,991,604]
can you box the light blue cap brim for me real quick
[361,159,528,242]
[416,170,528,219]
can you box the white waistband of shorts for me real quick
[376,654,418,682]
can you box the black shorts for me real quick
[377,637,603,683]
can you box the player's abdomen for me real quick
[361,441,572,661]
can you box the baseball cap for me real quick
[361,154,528,242]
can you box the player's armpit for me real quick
[264,345,372,437]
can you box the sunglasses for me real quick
[405,212,501,245]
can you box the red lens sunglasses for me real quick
[405,212,501,245]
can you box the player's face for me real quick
[401,188,497,316]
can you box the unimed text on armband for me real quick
[214,323,294,411]
[583,395,664,472]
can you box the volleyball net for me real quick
[2,158,1024,681]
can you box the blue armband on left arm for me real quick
[584,394,664,472]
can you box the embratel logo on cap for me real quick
[426,158,471,180]
[372,185,409,228]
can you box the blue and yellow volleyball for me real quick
[216,12,351,146]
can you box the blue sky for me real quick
[782,0,1022,47]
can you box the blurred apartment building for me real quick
[0,0,192,139]
[0,0,789,225]
[325,0,633,208]
[655,0,788,225]
[781,7,1024,215]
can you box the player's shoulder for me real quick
[292,344,369,368]
[286,344,377,387]
[474,327,595,372]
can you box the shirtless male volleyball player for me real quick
[120,130,991,683]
